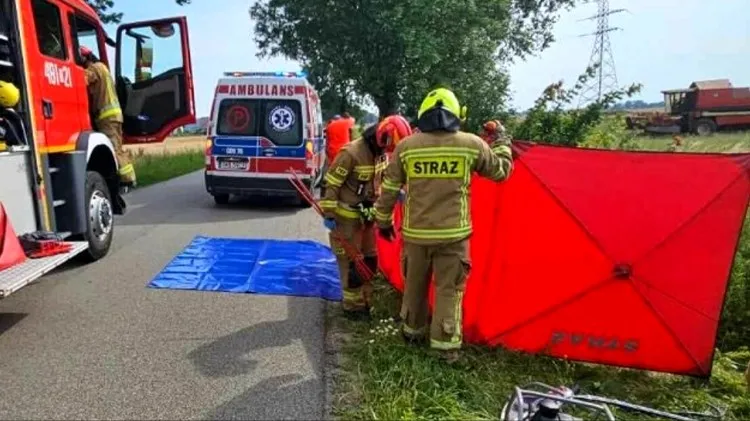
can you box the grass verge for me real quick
[132,149,204,188]
[635,132,750,153]
[332,283,750,420]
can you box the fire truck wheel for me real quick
[81,171,114,261]
[694,119,716,136]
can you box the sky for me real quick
[105,0,750,118]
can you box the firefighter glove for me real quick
[379,225,395,242]
[323,218,337,231]
[358,201,376,223]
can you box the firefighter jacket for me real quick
[319,138,379,220]
[374,153,390,196]
[374,130,513,245]
[85,62,123,123]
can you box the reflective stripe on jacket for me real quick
[319,138,378,220]
[85,62,123,123]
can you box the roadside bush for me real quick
[508,66,641,147]
[580,114,640,150]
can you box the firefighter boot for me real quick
[118,163,137,192]
[434,349,461,364]
[401,328,427,347]
[343,261,370,321]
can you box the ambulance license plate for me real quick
[217,157,249,171]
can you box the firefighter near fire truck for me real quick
[79,46,136,188]
[319,117,411,317]
[0,0,195,298]
[374,88,514,361]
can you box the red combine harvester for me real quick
[0,0,195,298]
[626,79,750,136]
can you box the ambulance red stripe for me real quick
[256,157,307,173]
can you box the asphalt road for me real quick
[0,171,330,420]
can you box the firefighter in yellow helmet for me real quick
[79,46,136,189]
[373,88,514,362]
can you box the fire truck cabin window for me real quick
[31,0,67,60]
[119,23,183,84]
[70,14,100,65]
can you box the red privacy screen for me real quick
[377,141,750,377]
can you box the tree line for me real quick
[88,0,639,143]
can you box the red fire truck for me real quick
[0,0,195,298]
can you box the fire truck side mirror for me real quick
[151,23,176,38]
[135,38,153,82]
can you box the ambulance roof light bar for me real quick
[222,71,308,78]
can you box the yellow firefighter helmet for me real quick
[0,81,20,109]
[417,88,467,122]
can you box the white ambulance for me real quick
[204,71,325,205]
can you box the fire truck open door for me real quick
[114,17,196,144]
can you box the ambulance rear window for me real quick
[216,98,303,146]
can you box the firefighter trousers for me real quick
[401,239,470,351]
[329,214,377,311]
[97,119,136,185]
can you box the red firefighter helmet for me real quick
[376,115,412,150]
[79,46,93,58]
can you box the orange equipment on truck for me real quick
[0,0,196,298]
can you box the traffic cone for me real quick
[0,203,26,271]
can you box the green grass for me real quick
[332,282,750,420]
[635,132,750,153]
[132,150,205,187]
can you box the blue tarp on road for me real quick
[148,236,342,301]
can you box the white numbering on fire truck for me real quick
[225,147,245,155]
[44,62,73,88]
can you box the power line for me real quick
[578,0,625,107]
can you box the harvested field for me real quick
[124,136,205,156]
